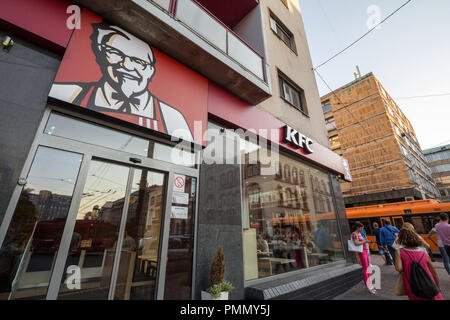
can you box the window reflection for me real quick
[44,113,195,167]
[242,150,344,281]
[164,176,196,300]
[57,160,129,300]
[0,147,82,300]
[114,169,165,300]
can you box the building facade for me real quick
[424,144,450,202]
[0,0,360,300]
[321,73,439,208]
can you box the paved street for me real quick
[335,254,450,300]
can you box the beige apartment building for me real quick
[321,73,439,207]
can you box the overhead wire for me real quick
[313,0,413,70]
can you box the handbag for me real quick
[348,238,363,253]
[391,241,402,250]
[396,273,407,296]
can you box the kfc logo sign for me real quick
[282,125,314,154]
[49,10,208,145]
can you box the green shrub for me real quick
[206,280,234,299]
[220,280,233,292]
[205,246,233,299]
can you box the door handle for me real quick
[129,157,142,164]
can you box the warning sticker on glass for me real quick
[172,192,189,205]
[171,206,188,219]
[173,174,185,193]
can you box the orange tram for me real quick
[346,200,450,254]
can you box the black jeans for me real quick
[387,245,397,265]
[445,245,450,259]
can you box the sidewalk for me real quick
[334,254,450,300]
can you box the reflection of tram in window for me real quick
[17,220,117,292]
[346,199,450,254]
[31,219,117,254]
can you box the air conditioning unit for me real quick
[405,197,414,202]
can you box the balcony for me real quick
[73,0,271,105]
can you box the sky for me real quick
[298,0,450,150]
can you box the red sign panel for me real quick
[50,9,208,145]
[0,0,74,51]
[207,82,351,180]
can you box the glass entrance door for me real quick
[56,160,167,300]
[0,110,200,300]
[0,146,83,300]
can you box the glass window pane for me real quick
[45,113,150,157]
[0,147,82,300]
[153,143,195,168]
[282,81,290,102]
[44,113,195,168]
[242,148,344,281]
[57,160,130,300]
[114,169,166,300]
[270,17,277,32]
[164,176,196,299]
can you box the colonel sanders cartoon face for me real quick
[92,24,156,98]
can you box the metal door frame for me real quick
[0,107,200,300]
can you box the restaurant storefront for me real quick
[0,109,199,300]
[0,1,360,301]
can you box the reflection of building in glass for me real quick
[242,150,344,281]
[127,184,164,241]
[29,190,72,221]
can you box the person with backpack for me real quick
[394,228,443,300]
[373,222,393,265]
[380,220,400,264]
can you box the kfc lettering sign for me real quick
[49,9,207,145]
[282,125,314,154]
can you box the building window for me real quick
[292,168,298,184]
[325,118,336,131]
[322,103,332,113]
[284,164,291,182]
[248,186,261,207]
[246,163,260,178]
[329,135,340,150]
[280,0,289,8]
[279,72,307,114]
[269,14,296,52]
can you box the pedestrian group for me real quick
[349,213,450,300]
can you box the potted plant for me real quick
[201,246,233,300]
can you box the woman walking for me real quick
[352,222,376,294]
[395,228,443,300]
[394,222,431,253]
